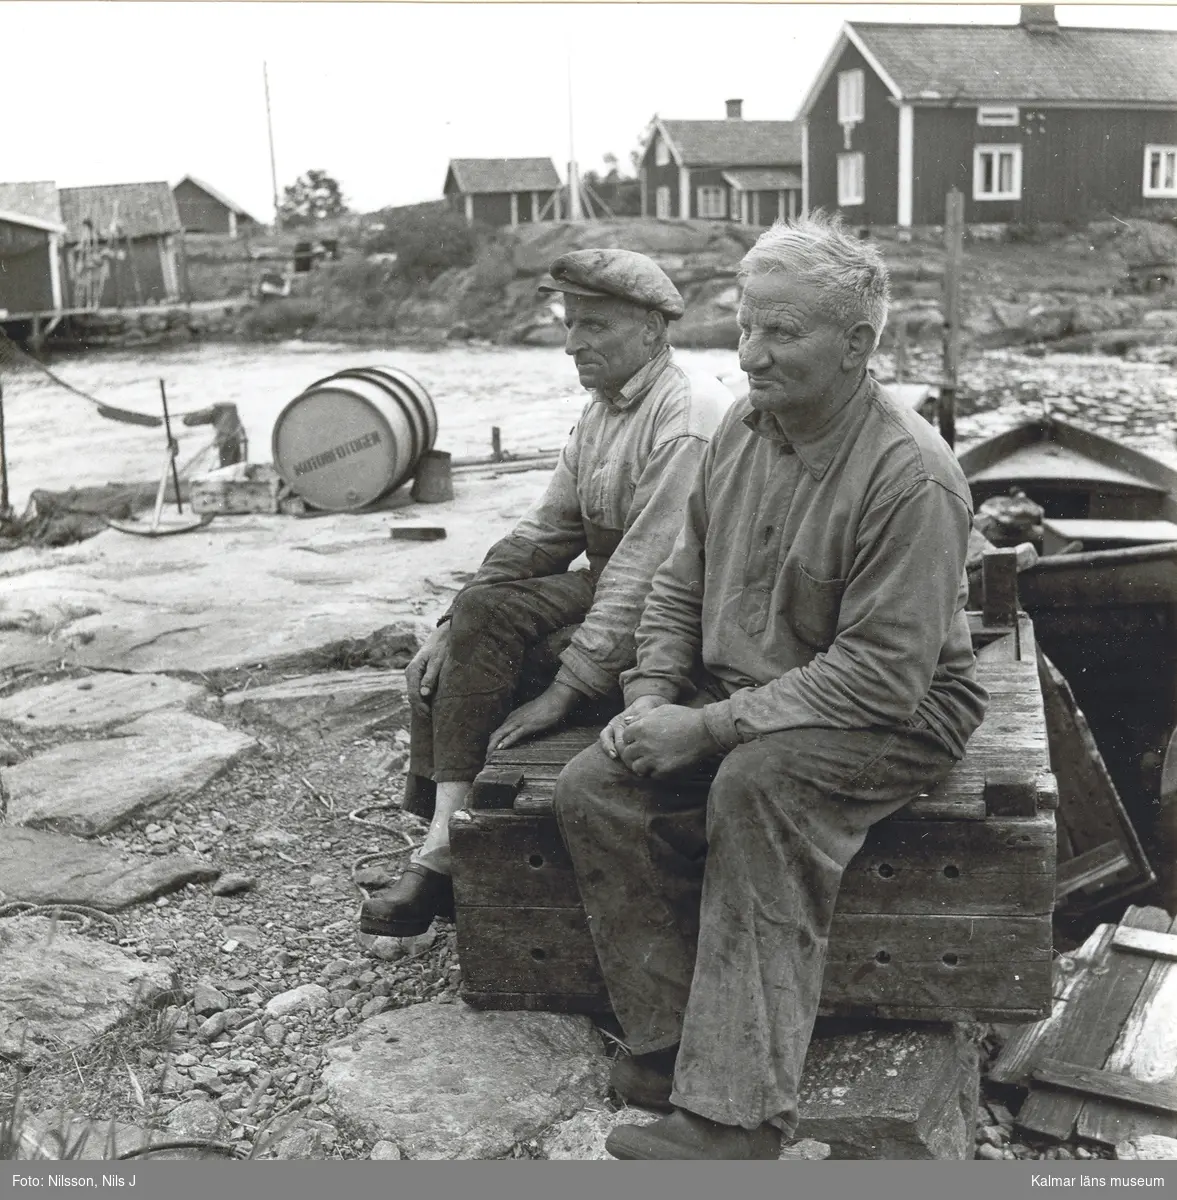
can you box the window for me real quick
[973,145,1022,200]
[1144,145,1177,198]
[655,138,670,167]
[978,105,1019,126]
[837,153,865,206]
[655,186,671,218]
[838,69,864,124]
[697,186,727,219]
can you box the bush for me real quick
[236,297,320,340]
[366,205,480,282]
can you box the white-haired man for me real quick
[554,213,989,1159]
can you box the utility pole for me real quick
[567,51,582,221]
[264,61,282,234]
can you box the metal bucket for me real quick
[271,366,438,512]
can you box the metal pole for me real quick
[0,383,9,517]
[160,379,184,514]
[264,61,282,235]
[940,188,965,449]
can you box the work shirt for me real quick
[622,375,989,758]
[454,347,731,698]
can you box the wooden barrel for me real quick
[271,366,438,511]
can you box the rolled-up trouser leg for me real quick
[418,571,596,784]
[557,721,957,1133]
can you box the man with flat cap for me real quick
[360,248,731,939]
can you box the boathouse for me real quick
[0,181,65,317]
[799,5,1177,227]
[639,101,802,225]
[443,159,563,227]
[59,182,185,308]
[173,175,261,238]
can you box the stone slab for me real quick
[2,710,255,836]
[221,668,408,740]
[0,916,177,1064]
[0,826,218,911]
[322,1003,609,1159]
[795,1024,979,1160]
[0,671,202,731]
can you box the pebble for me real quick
[370,1140,403,1160]
[976,1144,1004,1160]
[199,1012,229,1041]
[264,984,331,1019]
[213,874,258,897]
[360,997,391,1020]
[263,1023,288,1048]
[193,982,230,1015]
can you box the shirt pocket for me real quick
[786,560,846,651]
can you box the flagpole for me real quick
[264,61,282,234]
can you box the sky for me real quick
[4,2,1176,219]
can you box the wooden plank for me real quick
[1056,842,1132,899]
[1112,926,1177,962]
[822,913,1052,1020]
[837,814,1056,917]
[1038,649,1154,912]
[984,769,1039,817]
[1016,906,1174,1143]
[450,812,582,909]
[1078,911,1177,1146]
[455,906,608,997]
[983,548,1020,630]
[1033,1059,1177,1117]
[469,768,524,811]
[991,922,1118,1087]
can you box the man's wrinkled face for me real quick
[562,293,654,394]
[737,273,851,417]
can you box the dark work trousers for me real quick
[554,717,958,1134]
[407,571,599,804]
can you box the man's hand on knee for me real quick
[490,682,581,753]
[618,704,723,778]
[406,625,451,715]
[600,695,673,761]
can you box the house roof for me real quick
[722,168,804,192]
[58,182,183,241]
[0,181,64,228]
[658,120,801,167]
[446,158,560,195]
[175,174,260,222]
[805,21,1177,110]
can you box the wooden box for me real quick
[190,463,297,515]
[451,615,1058,1025]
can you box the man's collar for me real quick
[596,345,672,411]
[742,374,874,478]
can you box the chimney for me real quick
[726,98,743,120]
[1020,5,1059,32]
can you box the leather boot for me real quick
[359,863,454,938]
[606,1108,782,1160]
[609,1046,677,1111]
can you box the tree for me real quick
[279,169,348,227]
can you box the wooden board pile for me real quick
[991,904,1177,1148]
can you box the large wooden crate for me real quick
[451,614,1057,1024]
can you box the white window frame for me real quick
[837,152,865,206]
[1143,145,1177,198]
[655,185,671,218]
[654,138,671,167]
[696,185,727,219]
[837,69,864,124]
[973,144,1023,201]
[977,105,1019,127]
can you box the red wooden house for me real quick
[639,100,802,225]
[443,159,562,227]
[800,5,1177,227]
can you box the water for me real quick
[1,340,1174,511]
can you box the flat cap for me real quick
[537,249,684,320]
